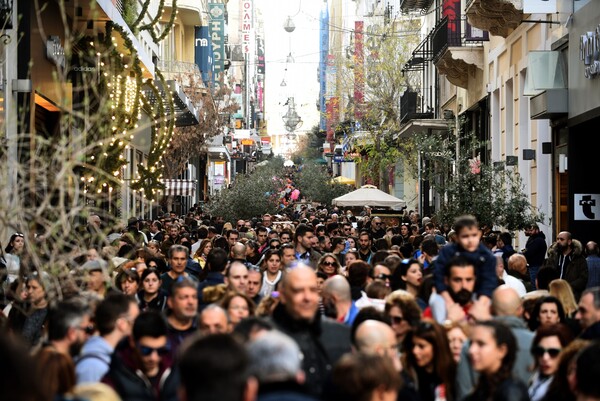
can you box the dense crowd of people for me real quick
[1,205,600,401]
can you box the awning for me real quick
[161,179,197,197]
[395,119,449,139]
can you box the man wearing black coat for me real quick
[271,266,351,398]
[523,224,547,288]
[102,311,178,401]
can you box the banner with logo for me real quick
[208,3,226,75]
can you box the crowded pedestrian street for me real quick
[2,0,600,400]
[2,210,600,401]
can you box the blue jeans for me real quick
[529,265,540,290]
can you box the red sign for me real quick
[354,21,364,120]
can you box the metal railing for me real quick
[157,60,206,89]
[432,17,487,63]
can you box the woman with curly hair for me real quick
[384,290,422,346]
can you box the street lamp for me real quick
[283,16,296,33]
[282,97,303,133]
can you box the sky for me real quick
[259,0,323,150]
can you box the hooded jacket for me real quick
[102,341,179,401]
[525,231,548,267]
[543,240,588,299]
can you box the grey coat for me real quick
[455,316,534,401]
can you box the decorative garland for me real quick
[78,1,179,200]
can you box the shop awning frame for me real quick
[161,179,197,197]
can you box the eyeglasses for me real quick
[375,274,391,280]
[531,346,561,358]
[373,223,381,226]
[14,233,24,237]
[322,261,336,266]
[138,344,171,357]
[77,324,95,335]
[390,315,404,324]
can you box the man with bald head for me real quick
[225,261,249,294]
[354,320,400,370]
[199,304,230,334]
[456,285,533,400]
[272,266,351,398]
[322,275,359,325]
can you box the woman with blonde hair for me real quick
[549,279,578,317]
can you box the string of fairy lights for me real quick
[79,0,178,202]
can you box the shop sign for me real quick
[46,36,65,68]
[574,194,600,220]
[214,175,225,185]
[208,3,225,74]
[580,25,600,79]
[242,0,253,54]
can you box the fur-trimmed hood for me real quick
[547,238,583,257]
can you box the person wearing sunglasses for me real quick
[102,311,178,401]
[384,291,422,347]
[528,324,574,401]
[317,253,342,278]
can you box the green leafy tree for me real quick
[205,158,352,220]
[205,158,287,220]
[411,129,544,230]
[294,162,352,205]
[350,19,420,189]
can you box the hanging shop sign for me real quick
[208,3,226,75]
[580,24,600,79]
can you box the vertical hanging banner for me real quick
[354,21,364,120]
[208,3,225,76]
[319,3,329,130]
[443,0,461,45]
[242,0,253,54]
[326,54,336,144]
[257,35,265,74]
[195,26,214,85]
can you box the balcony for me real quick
[402,32,436,124]
[157,61,206,92]
[400,0,434,13]
[432,17,485,89]
[401,91,434,124]
[465,0,523,38]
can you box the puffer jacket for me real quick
[543,239,588,300]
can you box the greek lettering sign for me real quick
[208,3,225,75]
[580,25,600,79]
[574,194,600,221]
[242,0,253,54]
